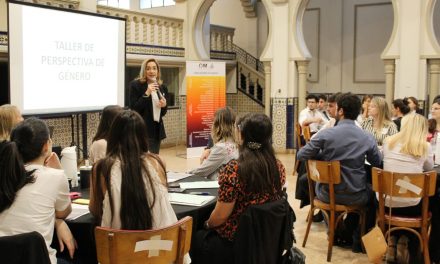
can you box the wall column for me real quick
[264,61,271,117]
[429,59,440,104]
[297,60,309,112]
[384,59,395,105]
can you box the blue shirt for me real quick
[297,119,382,205]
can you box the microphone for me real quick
[149,77,163,99]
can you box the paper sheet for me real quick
[168,193,216,207]
[179,181,219,189]
[66,203,90,220]
[167,172,193,183]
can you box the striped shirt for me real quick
[361,117,398,146]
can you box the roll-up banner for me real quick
[186,61,226,158]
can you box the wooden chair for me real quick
[95,216,193,264]
[302,160,366,262]
[372,168,437,264]
[293,123,311,175]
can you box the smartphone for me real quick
[168,187,185,193]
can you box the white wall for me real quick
[303,0,393,95]
[435,0,440,46]
[256,2,269,58]
[210,0,258,57]
[0,0,7,32]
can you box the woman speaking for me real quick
[129,58,168,154]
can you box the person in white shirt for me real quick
[89,110,190,264]
[0,118,75,264]
[89,105,123,165]
[318,94,331,122]
[189,107,238,180]
[298,94,327,133]
[381,113,434,210]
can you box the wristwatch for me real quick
[204,221,210,229]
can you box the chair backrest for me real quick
[0,231,51,264]
[306,160,341,184]
[95,216,193,264]
[233,197,295,264]
[303,125,311,142]
[306,160,341,209]
[372,167,437,232]
[371,168,437,198]
[295,123,304,149]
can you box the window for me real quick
[140,0,175,9]
[97,0,130,9]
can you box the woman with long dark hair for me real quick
[0,118,75,263]
[89,110,179,230]
[89,105,123,164]
[191,113,286,263]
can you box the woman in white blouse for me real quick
[89,105,123,165]
[382,113,433,212]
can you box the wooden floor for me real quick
[161,145,370,264]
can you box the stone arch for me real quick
[192,0,216,59]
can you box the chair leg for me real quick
[422,228,430,264]
[293,160,300,176]
[327,210,335,262]
[302,208,314,248]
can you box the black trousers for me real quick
[147,138,161,154]
[190,229,234,264]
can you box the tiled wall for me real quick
[42,91,266,158]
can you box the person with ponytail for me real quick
[191,113,286,263]
[0,118,75,263]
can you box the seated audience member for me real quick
[0,118,75,264]
[404,96,423,115]
[89,105,123,164]
[89,110,190,263]
[381,113,434,262]
[297,93,382,252]
[361,96,398,146]
[318,94,331,122]
[0,104,23,141]
[299,94,327,134]
[191,113,286,264]
[427,118,437,143]
[391,99,410,131]
[188,107,238,180]
[430,99,440,140]
[381,113,433,211]
[356,94,373,124]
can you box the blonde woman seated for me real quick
[89,105,123,165]
[361,96,398,146]
[380,114,433,263]
[188,107,238,180]
[381,113,433,211]
[0,104,23,141]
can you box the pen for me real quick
[188,192,210,196]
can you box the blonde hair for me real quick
[372,97,392,131]
[0,104,21,141]
[386,113,428,158]
[211,107,236,144]
[137,58,163,85]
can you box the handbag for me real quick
[280,246,306,264]
[362,169,395,263]
[361,225,387,263]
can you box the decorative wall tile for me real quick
[272,98,287,152]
